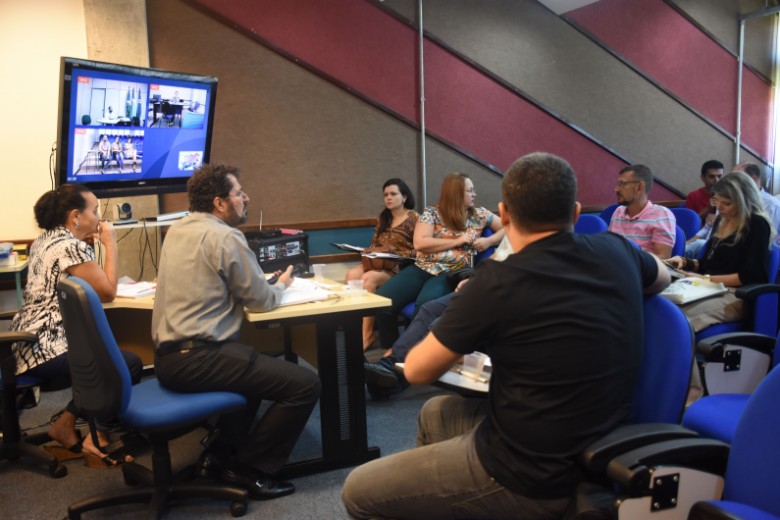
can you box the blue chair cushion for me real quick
[121,379,246,433]
[701,501,780,520]
[681,393,749,444]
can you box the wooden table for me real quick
[105,286,391,477]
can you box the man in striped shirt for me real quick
[608,164,676,259]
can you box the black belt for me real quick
[157,339,222,357]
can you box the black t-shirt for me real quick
[431,231,659,499]
[699,213,770,284]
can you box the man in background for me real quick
[685,159,724,223]
[734,162,780,240]
[609,164,676,258]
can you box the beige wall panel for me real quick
[147,0,497,222]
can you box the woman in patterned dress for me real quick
[10,184,142,466]
[375,172,505,349]
[344,178,418,350]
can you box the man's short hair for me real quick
[502,152,577,232]
[736,163,764,184]
[701,159,724,176]
[620,164,653,192]
[187,164,240,213]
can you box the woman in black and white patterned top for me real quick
[11,184,142,467]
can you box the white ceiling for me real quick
[537,0,600,15]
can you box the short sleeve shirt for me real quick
[609,201,676,253]
[11,227,95,373]
[685,187,711,215]
[431,231,659,498]
[415,206,494,275]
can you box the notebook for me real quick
[659,278,728,305]
[278,278,331,307]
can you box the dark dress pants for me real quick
[154,341,321,475]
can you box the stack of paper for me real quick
[279,278,331,307]
[117,281,156,299]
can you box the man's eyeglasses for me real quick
[616,180,640,189]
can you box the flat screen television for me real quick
[55,57,218,197]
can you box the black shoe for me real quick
[194,451,225,480]
[364,359,398,388]
[366,382,394,401]
[221,465,295,501]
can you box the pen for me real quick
[454,367,489,384]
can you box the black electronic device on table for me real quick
[245,230,309,278]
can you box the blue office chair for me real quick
[0,315,66,478]
[574,214,608,234]
[599,203,619,225]
[670,207,702,239]
[56,277,249,519]
[672,224,685,257]
[687,364,780,520]
[586,363,780,520]
[681,328,779,444]
[571,295,696,519]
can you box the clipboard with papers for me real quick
[659,278,728,305]
[277,277,332,307]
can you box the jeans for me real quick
[375,265,453,348]
[391,292,455,362]
[342,395,570,519]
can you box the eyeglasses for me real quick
[465,188,476,194]
[224,189,246,199]
[616,180,640,189]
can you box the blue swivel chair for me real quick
[670,207,702,239]
[574,214,608,234]
[599,203,619,225]
[56,277,249,519]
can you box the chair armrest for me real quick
[0,309,18,320]
[697,332,775,360]
[734,282,780,300]
[607,438,729,496]
[688,501,744,520]
[579,423,699,473]
[0,330,36,346]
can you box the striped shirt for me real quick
[609,201,676,253]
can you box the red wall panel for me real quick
[192,0,679,204]
[567,0,772,160]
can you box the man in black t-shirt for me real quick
[342,152,670,520]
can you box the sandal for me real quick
[43,435,84,462]
[82,435,138,469]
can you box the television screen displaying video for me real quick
[56,57,218,197]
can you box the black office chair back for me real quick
[57,277,131,421]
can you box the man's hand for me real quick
[277,265,294,288]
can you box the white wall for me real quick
[0,0,88,240]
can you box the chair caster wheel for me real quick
[230,501,247,517]
[122,467,138,486]
[50,463,67,478]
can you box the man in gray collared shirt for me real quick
[152,164,320,501]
